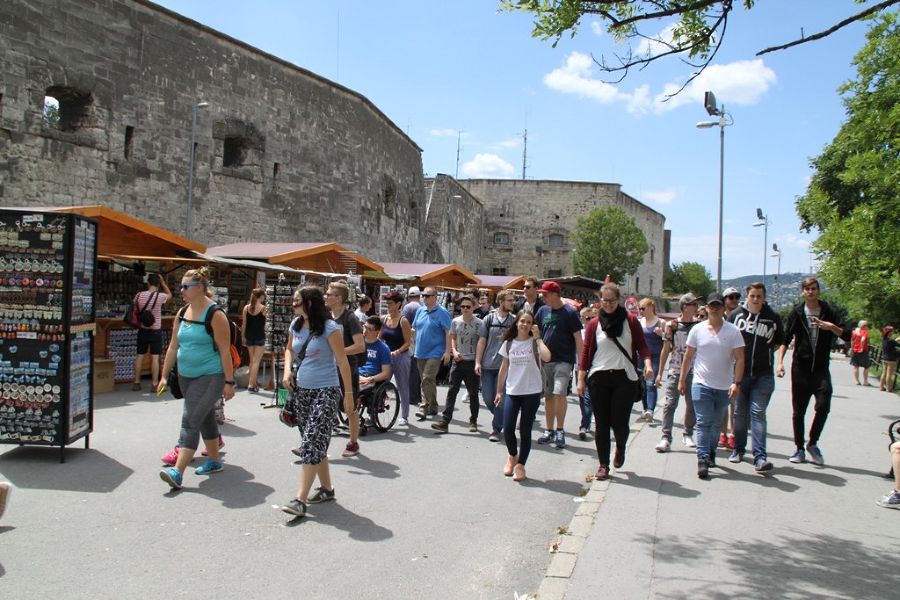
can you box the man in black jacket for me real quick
[776,277,851,466]
[727,282,783,472]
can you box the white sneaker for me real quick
[397,418,409,427]
[655,438,671,453]
[682,434,696,448]
[643,410,653,423]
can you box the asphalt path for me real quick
[1,379,606,599]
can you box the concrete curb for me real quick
[535,414,652,600]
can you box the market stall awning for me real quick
[377,263,480,288]
[46,205,205,256]
[205,242,382,274]
[475,274,526,290]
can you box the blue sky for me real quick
[154,0,881,278]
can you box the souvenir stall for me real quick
[0,208,98,460]
[369,263,481,314]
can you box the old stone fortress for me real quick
[0,0,667,294]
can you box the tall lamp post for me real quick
[753,208,769,288]
[186,101,209,239]
[771,243,782,305]
[696,91,734,292]
[448,194,461,263]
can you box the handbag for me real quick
[608,329,645,404]
[168,362,183,399]
[279,329,314,427]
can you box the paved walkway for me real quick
[551,354,900,600]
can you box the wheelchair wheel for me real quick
[372,382,400,432]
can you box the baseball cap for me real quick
[407,286,421,297]
[679,293,697,309]
[706,292,725,306]
[723,287,740,298]
[538,281,561,294]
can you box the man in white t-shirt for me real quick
[679,292,745,479]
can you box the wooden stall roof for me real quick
[475,274,526,290]
[206,242,382,274]
[375,263,480,288]
[45,205,205,256]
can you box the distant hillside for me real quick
[722,272,814,311]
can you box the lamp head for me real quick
[196,101,209,108]
[756,208,764,220]
[772,243,779,252]
[695,121,716,129]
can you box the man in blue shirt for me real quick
[413,286,452,420]
[534,281,583,449]
[359,316,393,387]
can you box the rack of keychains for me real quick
[0,209,98,462]
[263,273,303,407]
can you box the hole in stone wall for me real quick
[124,126,134,160]
[546,269,562,278]
[272,162,280,181]
[492,267,508,276]
[223,137,247,167]
[44,86,93,132]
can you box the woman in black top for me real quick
[242,287,267,392]
[881,326,898,392]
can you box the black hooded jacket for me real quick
[727,303,784,376]
[782,300,851,372]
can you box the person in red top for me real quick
[850,320,871,386]
[577,283,652,480]
[132,273,172,391]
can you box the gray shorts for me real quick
[542,361,574,397]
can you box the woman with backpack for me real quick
[157,267,235,490]
[495,310,551,482]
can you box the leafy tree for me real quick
[502,0,900,93]
[664,261,715,298]
[572,206,648,283]
[796,12,900,325]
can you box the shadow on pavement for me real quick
[518,477,587,496]
[219,422,257,438]
[172,465,276,509]
[0,447,132,492]
[614,473,701,498]
[331,454,400,479]
[637,530,898,599]
[311,501,393,541]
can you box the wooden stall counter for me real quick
[94,316,176,383]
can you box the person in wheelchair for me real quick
[359,316,394,396]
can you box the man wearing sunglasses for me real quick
[432,295,486,433]
[654,293,700,453]
[515,276,545,314]
[412,287,452,420]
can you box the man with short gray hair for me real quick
[654,293,699,453]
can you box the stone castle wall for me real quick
[0,0,425,264]
[459,179,666,297]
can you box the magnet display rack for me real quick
[0,209,98,462]
[265,273,302,406]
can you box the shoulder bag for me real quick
[608,329,645,404]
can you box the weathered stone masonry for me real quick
[0,0,426,263]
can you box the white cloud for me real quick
[429,128,460,137]
[780,233,812,249]
[461,153,515,178]
[642,189,677,205]
[542,52,776,115]
[636,23,678,58]
[590,21,604,37]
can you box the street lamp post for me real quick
[186,101,209,239]
[771,243,782,305]
[697,91,733,293]
[448,194,462,263]
[753,208,769,288]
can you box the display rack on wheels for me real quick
[0,209,98,462]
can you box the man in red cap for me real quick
[534,281,583,449]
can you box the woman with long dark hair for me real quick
[380,291,412,425]
[241,287,268,392]
[495,310,550,482]
[280,285,353,518]
[577,283,652,481]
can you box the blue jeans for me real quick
[502,393,541,465]
[579,387,592,430]
[691,383,730,462]
[480,369,506,433]
[641,353,661,413]
[734,373,775,461]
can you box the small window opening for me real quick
[44,86,93,131]
[124,126,134,160]
[493,232,510,245]
[546,269,562,278]
[635,276,640,294]
[223,137,247,167]
[492,267,507,276]
[548,233,564,248]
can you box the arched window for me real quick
[493,232,510,245]
[548,233,565,248]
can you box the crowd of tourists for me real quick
[130,270,900,518]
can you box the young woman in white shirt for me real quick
[495,311,551,482]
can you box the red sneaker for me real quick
[201,435,225,456]
[718,433,727,448]
[161,447,179,466]
[726,434,735,450]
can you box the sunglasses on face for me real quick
[460,305,473,309]
[180,282,201,290]
[726,295,740,300]
[423,293,436,297]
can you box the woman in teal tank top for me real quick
[157,267,235,490]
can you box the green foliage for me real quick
[796,13,900,326]
[664,261,715,298]
[571,206,648,283]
